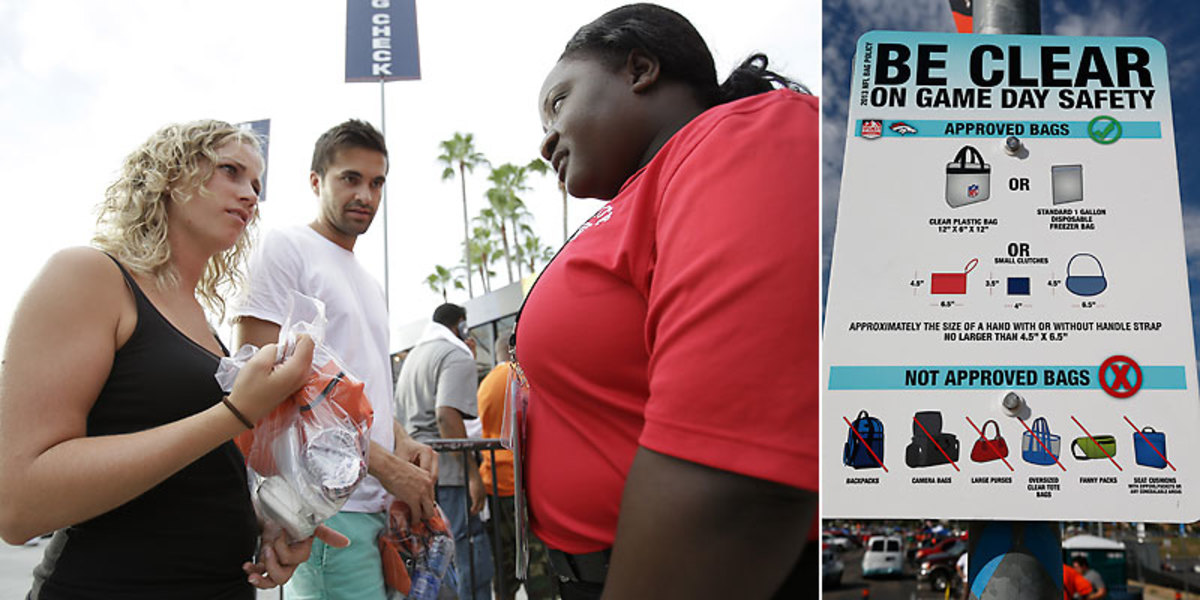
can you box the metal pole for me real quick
[973,0,1041,35]
[380,79,391,309]
[966,5,1054,599]
[463,449,476,599]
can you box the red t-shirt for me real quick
[517,89,819,553]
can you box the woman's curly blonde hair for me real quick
[93,120,263,320]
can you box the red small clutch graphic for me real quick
[931,258,978,294]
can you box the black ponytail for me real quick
[717,54,810,104]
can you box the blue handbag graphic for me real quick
[844,410,885,469]
[1133,427,1168,469]
[1022,417,1061,465]
[1065,253,1107,297]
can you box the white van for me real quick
[862,536,904,577]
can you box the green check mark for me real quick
[1088,115,1122,145]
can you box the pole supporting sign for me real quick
[824,31,1195,522]
[346,0,420,82]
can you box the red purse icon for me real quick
[931,258,978,294]
[971,419,1009,463]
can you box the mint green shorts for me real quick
[284,511,386,600]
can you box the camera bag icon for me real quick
[1071,435,1116,460]
[844,409,885,469]
[1133,427,1168,469]
[946,145,991,208]
[1022,417,1061,466]
[905,411,959,468]
[931,258,978,294]
[1065,253,1107,297]
[970,419,1009,463]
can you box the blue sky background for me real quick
[822,0,1200,357]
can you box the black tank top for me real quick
[30,255,257,600]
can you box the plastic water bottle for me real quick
[407,531,454,600]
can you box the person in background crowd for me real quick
[0,120,335,598]
[517,4,819,598]
[1071,557,1107,599]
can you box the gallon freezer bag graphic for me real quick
[946,145,991,208]
[1133,427,1168,469]
[905,411,959,468]
[1022,417,1061,465]
[1065,253,1107,297]
[844,410,885,469]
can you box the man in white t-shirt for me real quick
[233,119,437,599]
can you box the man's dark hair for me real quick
[1072,556,1090,569]
[311,119,388,176]
[432,303,466,330]
[561,3,807,108]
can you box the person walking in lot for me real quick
[395,303,494,600]
[1071,557,1107,599]
[0,120,335,598]
[518,4,819,599]
[233,119,437,600]
[477,331,558,600]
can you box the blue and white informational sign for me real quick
[345,0,420,82]
[824,31,1197,521]
[239,118,270,203]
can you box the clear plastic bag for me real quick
[215,292,374,540]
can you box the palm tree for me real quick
[481,190,515,283]
[486,159,549,282]
[438,133,489,298]
[519,233,556,274]
[423,264,464,302]
[464,225,499,294]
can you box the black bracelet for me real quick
[222,396,255,430]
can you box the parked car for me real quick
[822,546,844,588]
[918,545,967,592]
[823,533,855,552]
[862,536,905,577]
[914,536,967,564]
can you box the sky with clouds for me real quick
[0,0,819,352]
[822,0,1200,356]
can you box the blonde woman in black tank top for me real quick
[0,120,346,599]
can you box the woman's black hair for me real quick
[561,3,809,108]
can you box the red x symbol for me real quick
[1099,355,1142,399]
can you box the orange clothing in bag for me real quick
[379,500,453,594]
[234,360,373,474]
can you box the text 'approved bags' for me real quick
[906,411,959,468]
[844,410,885,469]
[1022,417,1061,466]
[970,419,1008,463]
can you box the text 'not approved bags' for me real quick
[1022,417,1061,466]
[971,419,1009,463]
[906,411,959,468]
[844,410,885,469]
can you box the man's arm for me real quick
[235,317,436,521]
[436,406,485,515]
[601,448,816,600]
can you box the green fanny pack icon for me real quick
[1071,435,1116,460]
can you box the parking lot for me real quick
[825,546,962,600]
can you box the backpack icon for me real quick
[844,410,885,469]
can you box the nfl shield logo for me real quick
[968,184,980,198]
[860,120,883,139]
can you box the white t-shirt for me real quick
[232,224,394,513]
